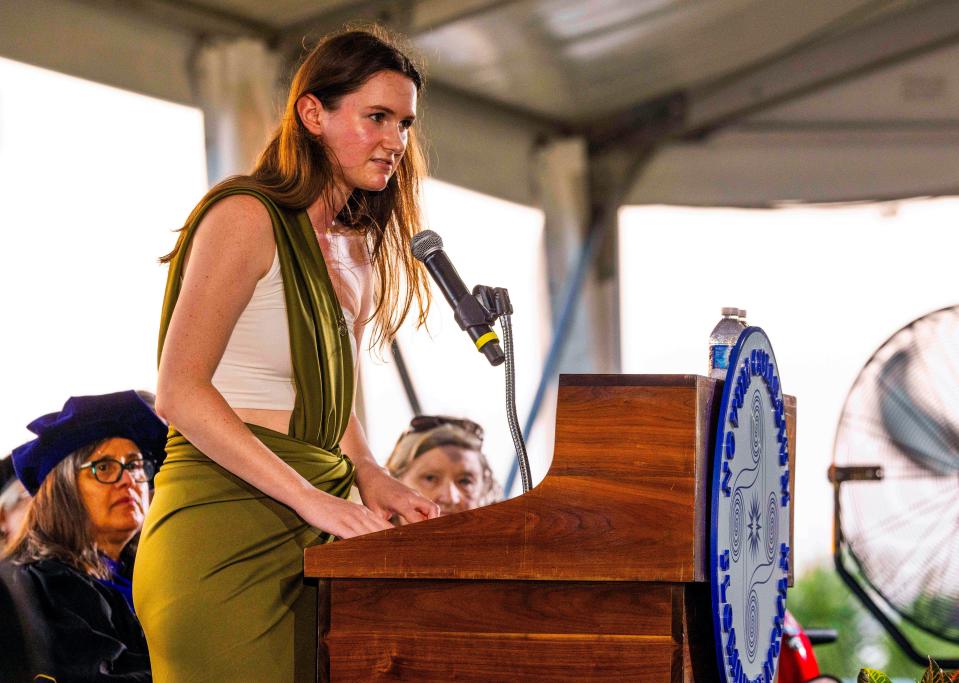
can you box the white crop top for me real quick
[211,249,357,410]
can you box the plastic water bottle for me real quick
[709,307,747,379]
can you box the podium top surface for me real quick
[558,373,705,387]
[304,374,796,584]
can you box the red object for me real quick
[779,610,821,683]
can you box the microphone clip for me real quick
[450,285,511,366]
[473,285,513,318]
[452,285,511,329]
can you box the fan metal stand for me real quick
[829,464,959,667]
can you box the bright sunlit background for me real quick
[620,201,959,576]
[4,55,959,587]
[0,56,207,451]
[360,178,552,489]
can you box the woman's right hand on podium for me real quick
[295,487,394,539]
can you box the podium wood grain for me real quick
[305,375,797,682]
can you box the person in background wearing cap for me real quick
[2,390,166,681]
[386,415,503,524]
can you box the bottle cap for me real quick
[738,309,747,319]
[721,307,739,316]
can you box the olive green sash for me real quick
[157,184,354,474]
[152,425,354,534]
[138,187,355,682]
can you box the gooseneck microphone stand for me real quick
[410,230,531,494]
[472,285,531,494]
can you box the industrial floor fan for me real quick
[830,304,959,666]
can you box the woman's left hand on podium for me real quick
[354,461,440,526]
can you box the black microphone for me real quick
[411,230,505,366]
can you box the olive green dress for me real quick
[133,187,355,682]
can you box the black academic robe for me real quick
[2,558,151,681]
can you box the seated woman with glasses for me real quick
[385,415,503,522]
[2,390,165,681]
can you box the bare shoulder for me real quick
[198,193,274,245]
[189,193,276,277]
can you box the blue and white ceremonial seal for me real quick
[710,327,791,683]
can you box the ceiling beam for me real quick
[72,0,544,133]
[427,80,571,136]
[406,0,519,34]
[684,0,959,135]
[273,0,393,51]
[274,0,519,56]
[74,0,522,47]
[581,0,959,161]
[269,0,560,136]
[74,0,274,40]
[583,91,688,155]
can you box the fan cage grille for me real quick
[833,305,959,644]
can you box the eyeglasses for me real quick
[407,415,484,441]
[78,457,155,485]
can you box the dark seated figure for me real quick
[2,391,165,681]
[0,558,49,682]
[2,555,149,681]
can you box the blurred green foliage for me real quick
[859,658,959,682]
[858,670,894,683]
[789,564,959,678]
[883,620,959,677]
[789,564,867,676]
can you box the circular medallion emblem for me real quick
[710,327,791,683]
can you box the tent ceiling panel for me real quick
[748,42,959,124]
[684,0,959,134]
[412,0,899,124]
[16,0,937,131]
[629,38,959,206]
[2,0,958,205]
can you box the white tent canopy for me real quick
[2,0,957,206]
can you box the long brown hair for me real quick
[4,443,111,579]
[163,26,431,347]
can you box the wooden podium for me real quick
[304,375,796,682]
